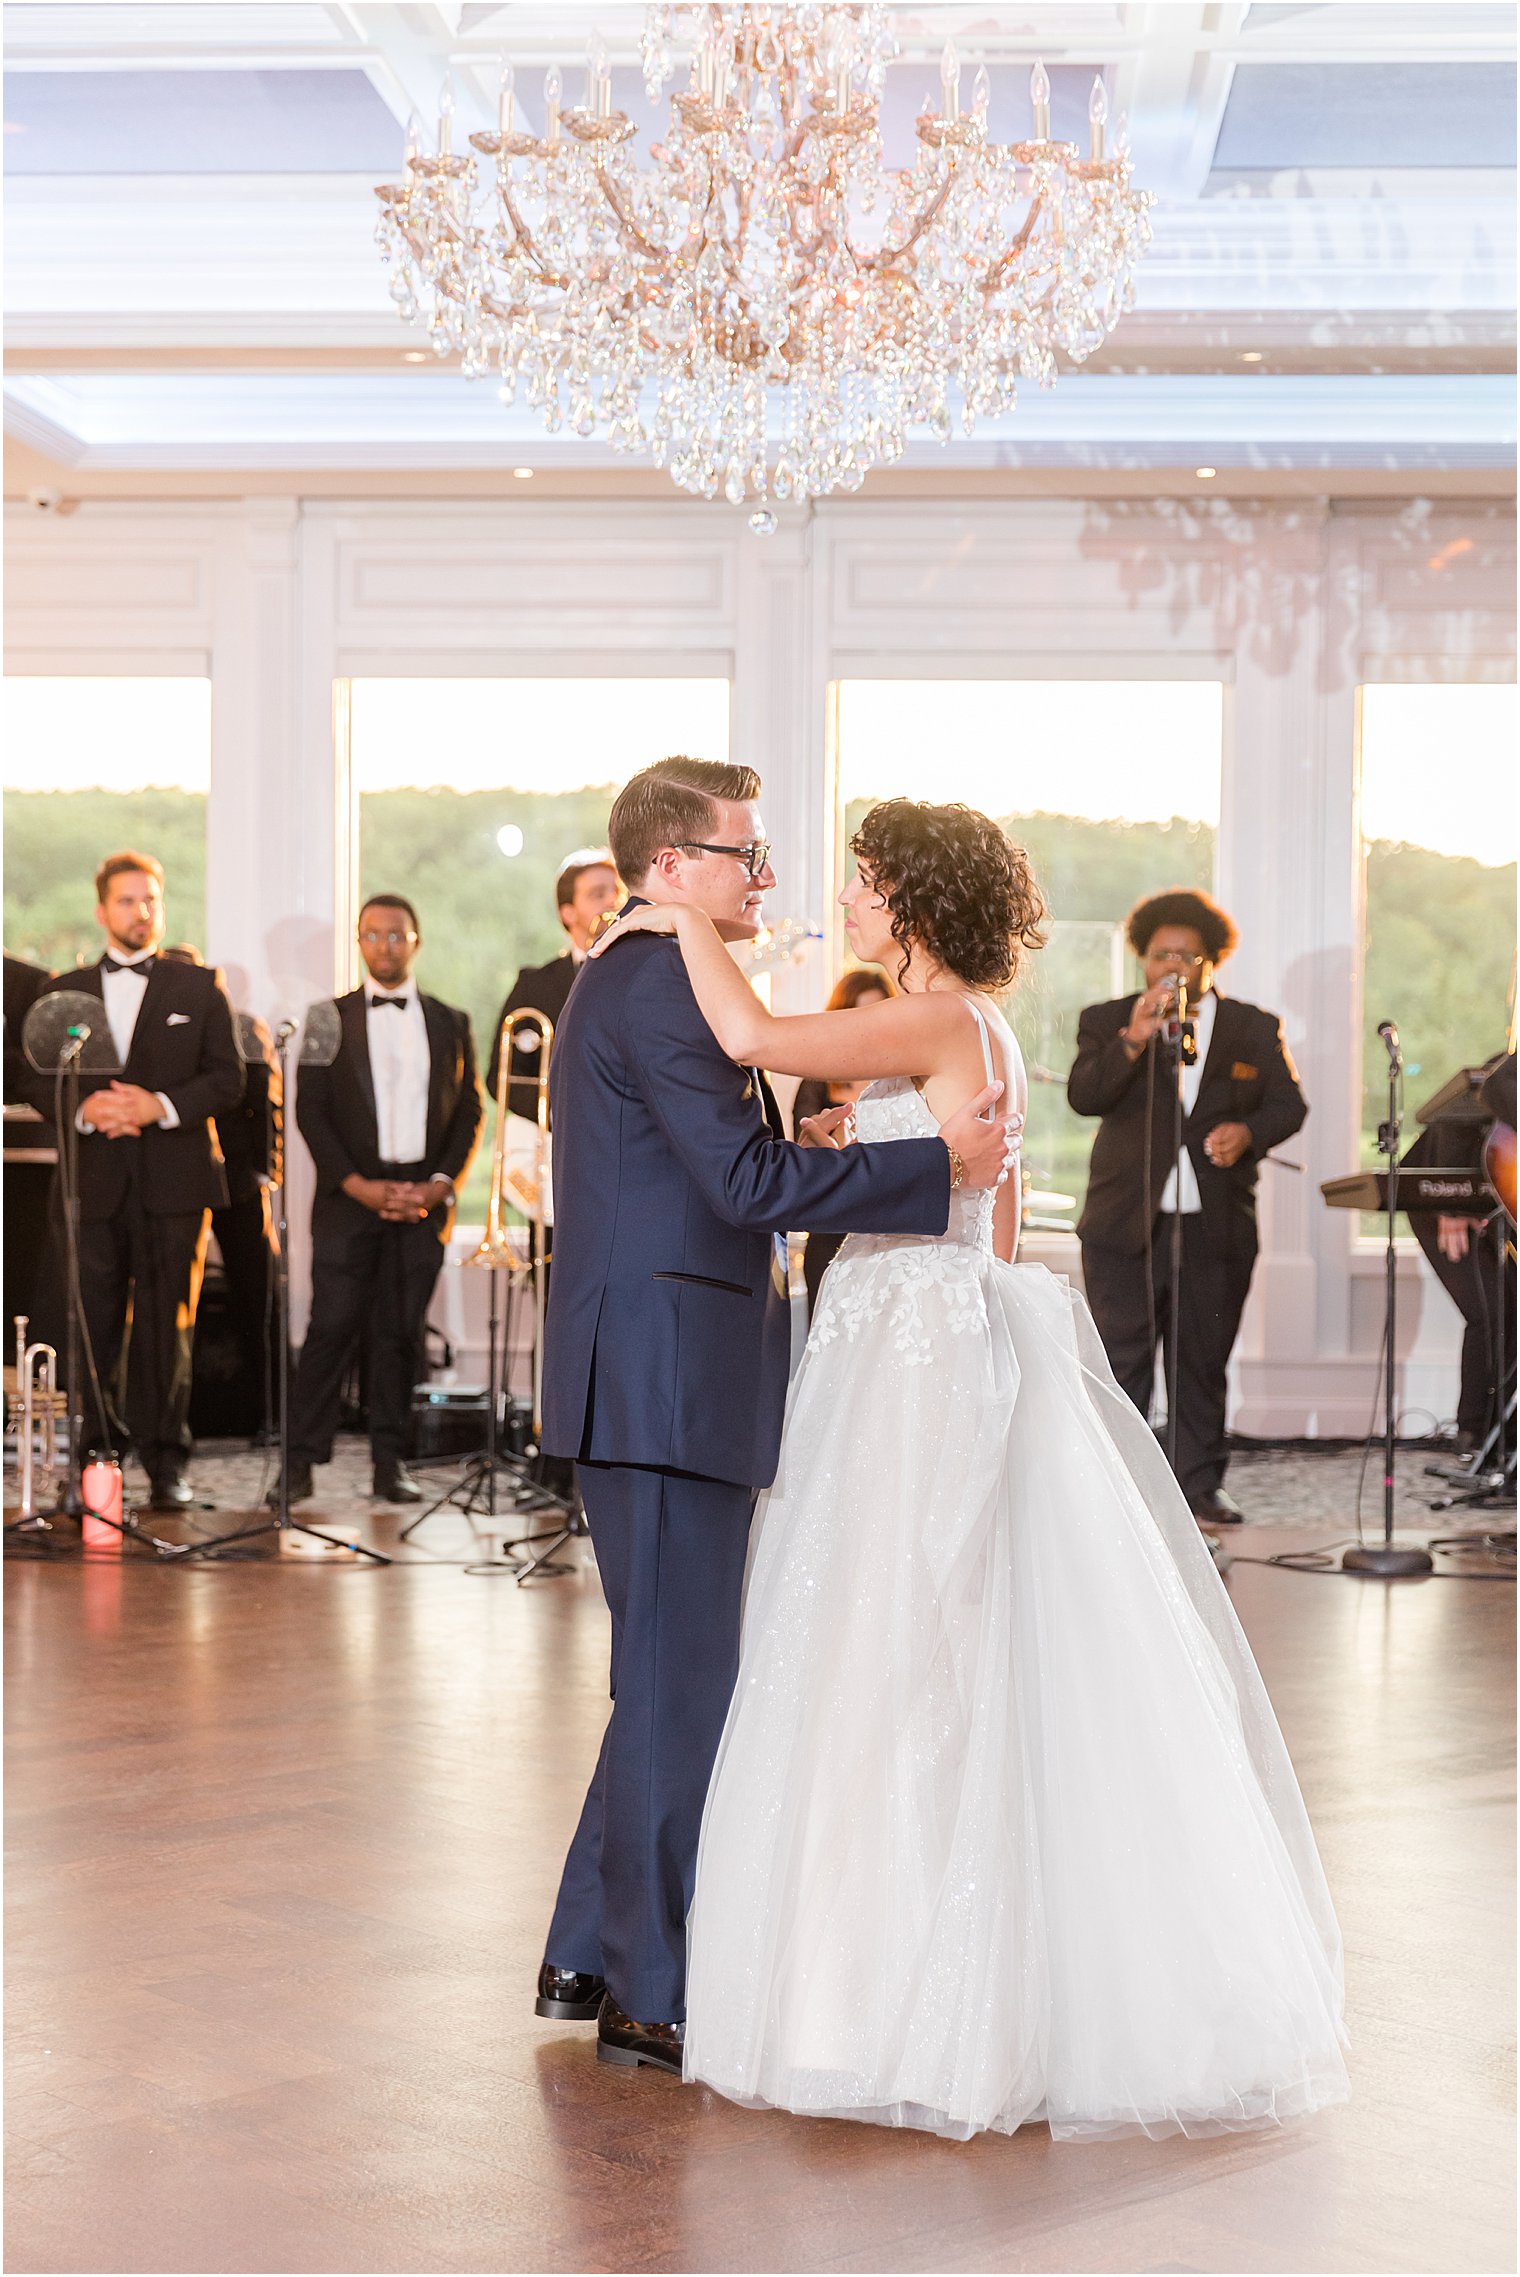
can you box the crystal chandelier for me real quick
[374,6,1154,510]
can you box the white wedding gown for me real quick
[684,1005,1349,2142]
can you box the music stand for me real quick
[15,992,188,1558]
[1343,1027,1434,1577]
[194,1004,389,1564]
[402,1232,573,1553]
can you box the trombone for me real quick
[469,1007,554,1435]
[8,1314,60,1526]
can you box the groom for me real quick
[534,756,1015,2071]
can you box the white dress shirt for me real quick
[365,977,431,1166]
[82,949,179,1131]
[1157,988,1217,1215]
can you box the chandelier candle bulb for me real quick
[498,62,513,134]
[545,65,561,143]
[1089,75,1108,163]
[973,65,991,122]
[941,39,960,122]
[438,71,455,159]
[1031,58,1050,141]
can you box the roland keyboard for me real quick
[1320,1168,1495,1214]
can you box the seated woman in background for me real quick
[791,966,897,1313]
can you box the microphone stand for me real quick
[1344,1025,1433,1577]
[11,1021,186,1557]
[1162,979,1195,1484]
[194,1020,389,1563]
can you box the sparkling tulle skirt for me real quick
[683,1251,1349,2142]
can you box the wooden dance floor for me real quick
[5,1472,1515,2276]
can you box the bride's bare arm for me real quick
[612,903,952,1081]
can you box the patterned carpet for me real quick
[18,1431,1507,1563]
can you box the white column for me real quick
[208,500,348,1335]
[1214,503,1336,1432]
[732,504,826,1013]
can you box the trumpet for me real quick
[469,1007,554,1433]
[8,1314,60,1524]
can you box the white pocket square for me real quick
[166,1012,191,1026]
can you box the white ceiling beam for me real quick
[327,1,490,142]
[1113,1,1250,203]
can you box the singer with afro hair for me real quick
[1068,884,1307,1528]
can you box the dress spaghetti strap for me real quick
[965,997,998,1089]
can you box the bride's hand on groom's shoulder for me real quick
[798,1104,855,1150]
[587,904,679,958]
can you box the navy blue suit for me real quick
[541,923,950,2021]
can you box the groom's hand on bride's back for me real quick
[940,1082,1022,1192]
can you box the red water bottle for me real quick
[81,1457,124,1551]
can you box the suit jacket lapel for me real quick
[1197,996,1238,1104]
[338,991,379,1147]
[421,994,452,1161]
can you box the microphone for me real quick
[60,1022,92,1066]
[1377,1019,1401,1068]
[1161,973,1196,1064]
[274,1017,299,1047]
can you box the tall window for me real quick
[1359,684,1517,1217]
[2,677,210,970]
[350,675,731,1219]
[835,680,1223,1221]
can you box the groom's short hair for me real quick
[608,757,762,884]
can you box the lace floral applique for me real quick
[809,1077,996,1360]
[812,1240,990,1361]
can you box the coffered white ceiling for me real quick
[4,1,1515,486]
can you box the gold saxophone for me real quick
[469,1008,554,1432]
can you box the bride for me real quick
[595,797,1349,2144]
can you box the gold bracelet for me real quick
[946,1144,966,1194]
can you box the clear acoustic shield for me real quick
[298,998,342,1068]
[22,989,123,1075]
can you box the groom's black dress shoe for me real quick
[535,1962,606,2020]
[595,1994,684,2075]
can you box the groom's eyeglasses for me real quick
[676,840,773,880]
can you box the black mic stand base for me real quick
[1341,1542,1435,1578]
[194,1517,393,1563]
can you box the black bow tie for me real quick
[369,994,406,1011]
[101,954,154,977]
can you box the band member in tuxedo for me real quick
[17,854,243,1509]
[1405,1045,1516,1457]
[161,946,283,1432]
[282,894,483,1506]
[1069,888,1308,1527]
[5,951,53,1103]
[485,849,622,1108]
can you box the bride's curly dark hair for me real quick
[849,800,1048,990]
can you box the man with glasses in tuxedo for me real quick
[280,894,482,1507]
[1069,887,1308,1528]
